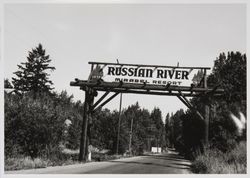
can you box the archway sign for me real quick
[70,61,224,161]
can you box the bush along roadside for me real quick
[191,141,246,174]
[5,146,134,171]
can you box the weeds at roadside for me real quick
[191,141,246,174]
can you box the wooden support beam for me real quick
[176,94,204,121]
[93,92,120,113]
[203,69,207,88]
[178,91,193,108]
[90,87,222,97]
[165,83,171,89]
[118,81,123,87]
[142,82,147,89]
[203,69,209,146]
[95,88,191,97]
[190,84,194,94]
[87,94,94,160]
[70,80,224,94]
[206,84,221,96]
[177,95,191,108]
[79,88,90,162]
[91,91,109,111]
[79,88,95,162]
[204,105,210,145]
[88,61,211,70]
[75,78,79,83]
[197,76,204,87]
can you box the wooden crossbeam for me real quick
[88,61,211,70]
[70,80,224,94]
[93,87,213,97]
[207,84,221,95]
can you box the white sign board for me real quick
[100,65,198,86]
[151,147,161,153]
[89,63,205,87]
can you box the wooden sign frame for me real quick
[70,61,224,161]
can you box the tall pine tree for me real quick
[12,44,55,94]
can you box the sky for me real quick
[4,3,246,119]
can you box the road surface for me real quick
[6,151,191,174]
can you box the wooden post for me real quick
[116,93,122,155]
[203,69,209,146]
[204,105,209,145]
[79,87,90,161]
[86,92,95,161]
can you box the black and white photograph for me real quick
[0,0,248,176]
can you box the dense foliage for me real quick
[4,91,82,159]
[90,102,165,155]
[191,141,246,173]
[5,44,164,160]
[165,51,247,158]
[5,90,164,159]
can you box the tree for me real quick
[12,44,55,94]
[4,78,13,89]
[4,92,66,159]
[208,52,246,113]
[206,52,247,151]
[165,113,171,147]
[177,51,247,156]
[192,70,204,86]
[150,108,164,149]
[171,109,184,148]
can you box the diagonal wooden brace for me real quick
[91,91,110,111]
[177,91,204,121]
[92,92,120,113]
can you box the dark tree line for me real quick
[90,103,165,155]
[164,51,247,159]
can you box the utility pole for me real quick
[116,93,122,155]
[115,58,123,155]
[128,113,134,155]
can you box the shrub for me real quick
[5,92,67,158]
[4,91,83,159]
[5,157,48,171]
[191,159,207,173]
[226,141,246,166]
[191,142,246,174]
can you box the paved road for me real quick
[6,151,191,174]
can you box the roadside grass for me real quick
[91,153,131,162]
[5,149,132,171]
[5,157,48,171]
[191,141,246,174]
